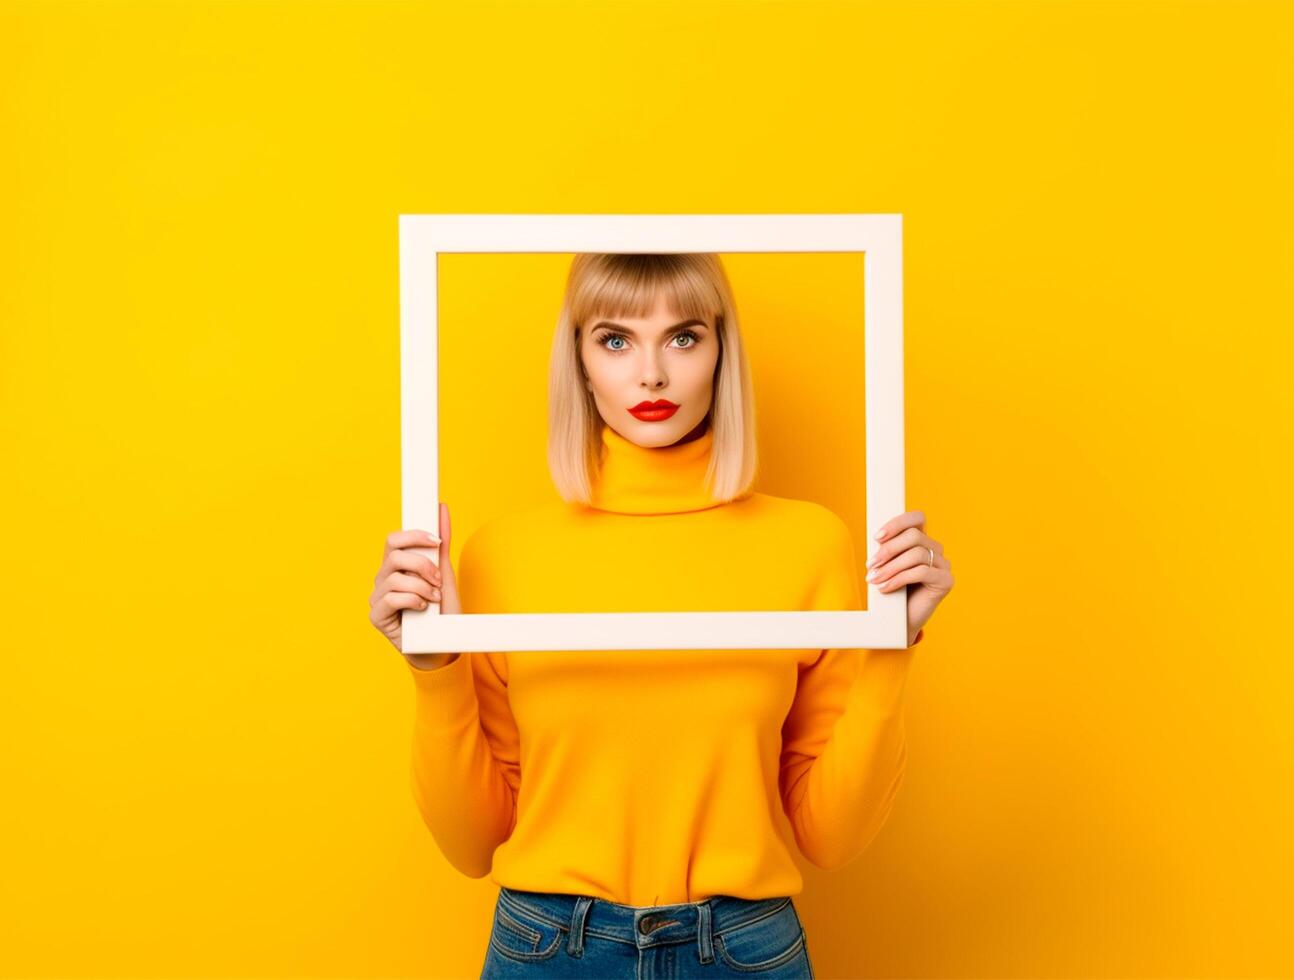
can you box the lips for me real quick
[628,399,679,422]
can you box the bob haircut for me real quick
[547,253,759,507]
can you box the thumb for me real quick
[436,501,462,615]
[438,500,452,556]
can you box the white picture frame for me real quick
[399,213,907,653]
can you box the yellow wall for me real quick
[2,1,1291,977]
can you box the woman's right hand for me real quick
[369,502,462,670]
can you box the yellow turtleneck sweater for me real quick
[406,423,917,906]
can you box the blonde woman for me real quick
[370,254,954,978]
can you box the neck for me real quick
[588,421,722,515]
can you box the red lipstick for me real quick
[628,399,680,422]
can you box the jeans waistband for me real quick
[497,885,794,964]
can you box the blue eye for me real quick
[595,330,701,352]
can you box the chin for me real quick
[632,428,678,447]
[665,418,707,446]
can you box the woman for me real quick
[369,254,954,978]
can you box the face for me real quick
[579,293,721,448]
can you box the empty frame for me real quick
[399,213,906,653]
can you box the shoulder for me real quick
[740,492,856,553]
[458,499,574,562]
[455,500,582,613]
[746,495,862,608]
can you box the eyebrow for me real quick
[589,319,708,337]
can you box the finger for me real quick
[867,527,940,570]
[372,590,432,624]
[379,571,442,604]
[438,502,452,567]
[375,550,442,594]
[384,548,442,586]
[377,531,442,586]
[868,543,934,586]
[875,510,925,542]
[873,562,944,593]
[383,528,442,561]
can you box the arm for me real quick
[407,651,520,877]
[406,532,521,878]
[779,645,915,870]
[778,514,919,870]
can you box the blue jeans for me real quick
[480,886,815,978]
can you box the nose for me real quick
[640,352,667,389]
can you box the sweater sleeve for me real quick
[778,515,917,871]
[407,531,521,878]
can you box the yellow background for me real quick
[2,0,1291,977]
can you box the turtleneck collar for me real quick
[588,423,722,515]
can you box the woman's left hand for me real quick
[866,510,954,647]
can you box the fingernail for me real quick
[865,570,877,581]
[425,533,441,544]
[432,590,441,600]
[875,529,886,541]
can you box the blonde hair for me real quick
[547,253,759,506]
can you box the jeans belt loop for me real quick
[567,896,593,958]
[696,900,714,964]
